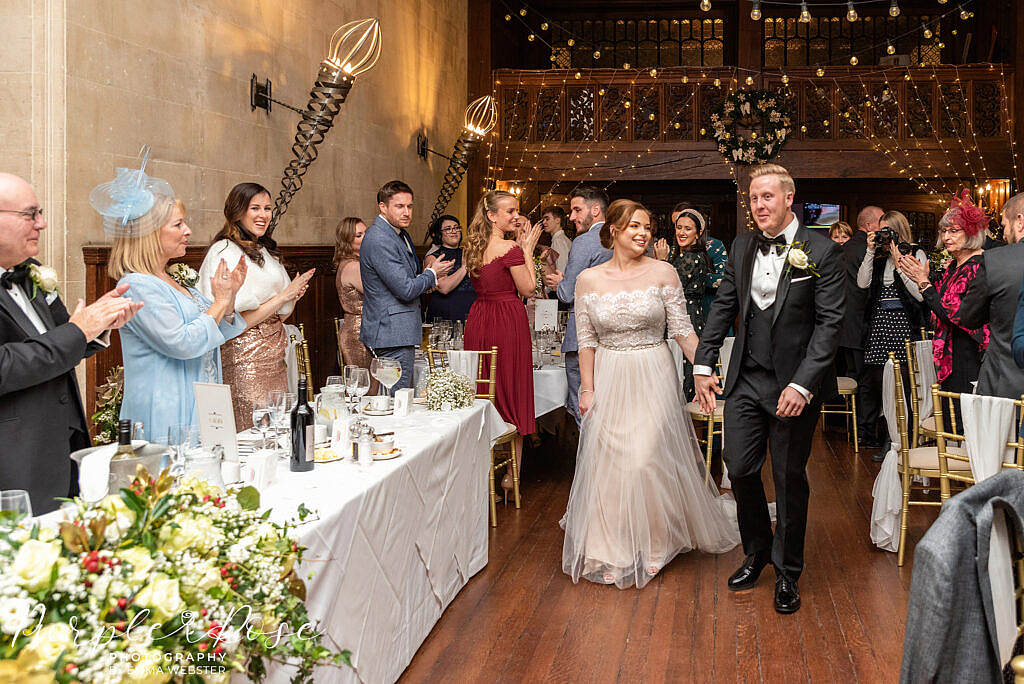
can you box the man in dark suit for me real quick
[958,192,1024,399]
[0,173,142,514]
[694,164,844,614]
[841,205,882,448]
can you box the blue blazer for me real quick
[359,215,437,349]
[556,222,612,353]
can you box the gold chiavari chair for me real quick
[820,376,859,452]
[931,386,1024,501]
[334,317,344,367]
[686,361,724,484]
[905,339,937,447]
[426,345,518,527]
[890,353,945,567]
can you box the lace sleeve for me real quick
[574,283,598,350]
[663,283,695,340]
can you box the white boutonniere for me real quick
[785,241,820,277]
[168,263,199,288]
[26,263,59,300]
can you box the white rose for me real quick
[788,247,810,270]
[0,597,34,635]
[54,561,81,593]
[158,513,221,553]
[100,495,136,528]
[90,573,112,599]
[22,623,73,666]
[194,561,222,591]
[10,540,60,592]
[134,574,184,622]
[118,546,155,584]
[29,264,59,292]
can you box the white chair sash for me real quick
[914,339,936,423]
[870,359,902,552]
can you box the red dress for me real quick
[465,245,535,435]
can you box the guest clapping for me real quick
[899,191,989,396]
[0,173,142,514]
[424,214,475,322]
[540,205,572,273]
[333,216,378,395]
[360,180,453,393]
[98,169,247,442]
[199,183,314,429]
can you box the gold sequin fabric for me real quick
[221,314,288,430]
[336,260,379,394]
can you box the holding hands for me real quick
[694,373,723,415]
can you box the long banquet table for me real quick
[257,399,508,683]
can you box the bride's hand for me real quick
[579,389,594,417]
[694,373,722,414]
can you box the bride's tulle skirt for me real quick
[560,342,740,589]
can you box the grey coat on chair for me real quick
[358,215,437,350]
[900,468,1024,683]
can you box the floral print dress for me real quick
[668,249,708,400]
[921,253,989,392]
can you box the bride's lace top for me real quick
[575,260,695,350]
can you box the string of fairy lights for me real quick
[484,0,1016,225]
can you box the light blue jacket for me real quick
[117,273,245,442]
[556,222,611,353]
[359,215,437,349]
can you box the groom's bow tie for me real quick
[0,263,28,291]
[756,232,787,256]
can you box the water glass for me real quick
[0,490,32,518]
[168,424,200,477]
[326,375,343,386]
[344,364,360,411]
[252,401,272,445]
[351,368,371,411]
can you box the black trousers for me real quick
[723,359,821,581]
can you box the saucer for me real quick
[372,448,403,461]
[362,407,394,416]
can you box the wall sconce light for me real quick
[423,94,498,225]
[259,17,381,231]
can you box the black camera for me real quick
[875,227,914,255]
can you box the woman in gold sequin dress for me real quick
[199,183,315,430]
[334,217,379,394]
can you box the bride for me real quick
[561,198,739,589]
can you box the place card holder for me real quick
[394,388,414,417]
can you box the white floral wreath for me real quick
[711,88,793,165]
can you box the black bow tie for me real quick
[0,264,28,291]
[756,233,788,256]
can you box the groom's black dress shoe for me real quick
[774,576,801,614]
[727,554,769,591]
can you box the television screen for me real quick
[804,203,841,229]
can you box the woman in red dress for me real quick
[463,190,541,490]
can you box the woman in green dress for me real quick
[655,203,710,400]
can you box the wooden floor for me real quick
[401,420,934,683]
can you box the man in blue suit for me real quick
[544,186,611,425]
[359,180,453,393]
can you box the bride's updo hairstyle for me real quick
[464,189,516,276]
[600,198,651,249]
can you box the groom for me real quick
[694,164,844,614]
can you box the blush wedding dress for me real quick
[560,260,739,589]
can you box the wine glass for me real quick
[167,424,200,477]
[0,490,32,518]
[326,375,343,386]
[251,400,272,446]
[372,357,402,397]
[344,364,360,411]
[351,368,371,412]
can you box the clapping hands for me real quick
[69,282,144,342]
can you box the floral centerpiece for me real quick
[423,368,475,411]
[711,88,793,165]
[91,366,124,446]
[0,468,349,683]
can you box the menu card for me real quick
[193,382,238,461]
[534,298,558,331]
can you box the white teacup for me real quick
[369,395,391,411]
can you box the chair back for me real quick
[425,346,448,371]
[890,354,912,458]
[425,346,498,403]
[904,338,922,417]
[334,317,343,366]
[931,385,970,499]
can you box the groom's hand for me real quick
[776,386,807,418]
[694,373,722,414]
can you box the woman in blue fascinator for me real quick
[92,148,247,441]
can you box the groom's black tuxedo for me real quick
[0,259,104,515]
[695,221,844,581]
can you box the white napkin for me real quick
[79,443,120,502]
[914,339,936,424]
[960,393,1017,665]
[447,350,479,381]
[871,360,902,552]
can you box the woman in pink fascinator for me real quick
[897,189,990,403]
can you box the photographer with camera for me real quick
[855,210,927,459]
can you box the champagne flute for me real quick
[344,364,360,411]
[352,368,371,412]
[0,490,32,518]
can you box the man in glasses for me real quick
[0,172,142,514]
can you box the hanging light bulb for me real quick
[850,55,859,65]
[938,0,947,3]
[959,5,969,20]
[816,67,825,77]
[593,49,601,59]
[781,74,789,85]
[527,34,536,41]
[923,23,933,39]
[846,1,858,22]
[713,78,721,87]
[750,0,762,21]
[887,42,895,54]
[504,14,511,21]
[540,22,549,31]
[567,38,575,46]
[889,0,901,17]
[745,75,754,85]
[519,8,527,16]
[700,0,711,11]
[799,1,811,23]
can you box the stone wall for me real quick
[3,0,468,306]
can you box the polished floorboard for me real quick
[401,420,931,683]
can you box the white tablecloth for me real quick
[413,358,568,419]
[257,399,507,683]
